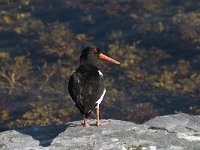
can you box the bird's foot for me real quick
[75,121,90,127]
[96,121,108,126]
[82,122,90,127]
[76,119,108,127]
[76,122,90,127]
[78,122,90,127]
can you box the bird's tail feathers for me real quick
[75,103,92,118]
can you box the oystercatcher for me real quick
[68,47,120,127]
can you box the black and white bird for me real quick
[68,47,120,127]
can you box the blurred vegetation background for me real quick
[0,0,199,129]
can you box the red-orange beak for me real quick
[99,53,120,65]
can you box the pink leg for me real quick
[96,106,100,126]
[82,117,90,127]
[76,117,90,127]
[96,105,108,126]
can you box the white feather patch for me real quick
[96,89,106,107]
[71,70,75,75]
[98,70,103,76]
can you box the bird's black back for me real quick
[68,64,105,118]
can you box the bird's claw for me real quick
[76,122,90,127]
[96,121,108,126]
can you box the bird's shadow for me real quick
[6,123,78,147]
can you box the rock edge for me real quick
[0,113,200,150]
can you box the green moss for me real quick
[185,126,198,132]
[0,143,5,148]
[126,144,143,150]
[0,0,200,127]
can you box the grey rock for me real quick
[145,113,200,133]
[0,113,200,150]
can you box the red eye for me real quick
[93,48,97,53]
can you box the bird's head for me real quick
[80,47,120,66]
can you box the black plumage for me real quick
[68,64,105,118]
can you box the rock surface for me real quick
[0,113,200,150]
